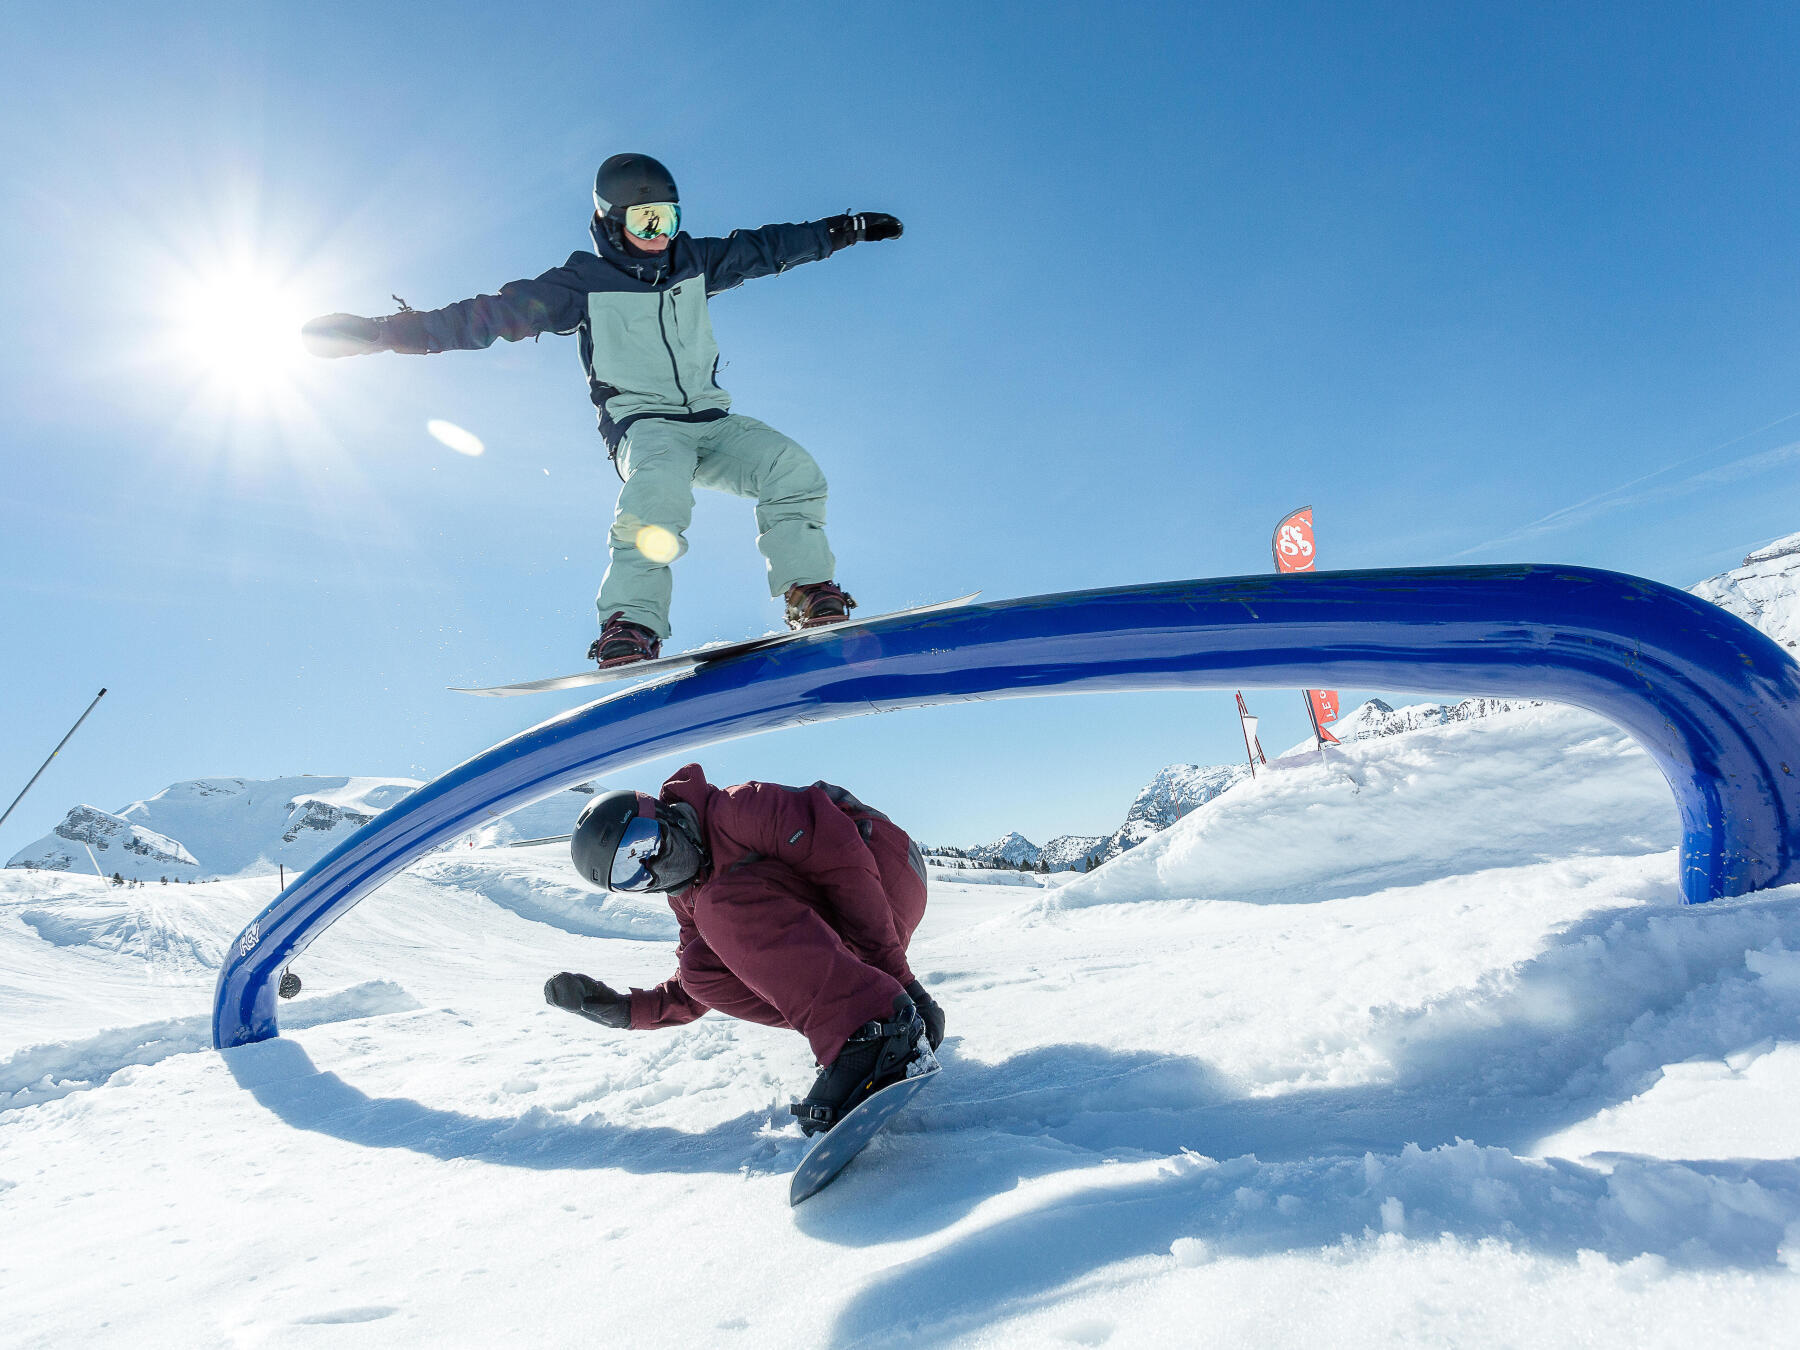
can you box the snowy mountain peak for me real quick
[6,774,605,883]
[972,831,1041,866]
[28,805,198,873]
[5,775,424,882]
[1039,833,1106,869]
[1096,760,1250,861]
[1743,530,1800,566]
[1692,534,1800,651]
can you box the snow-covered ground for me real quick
[7,688,1800,1345]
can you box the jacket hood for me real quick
[657,763,717,892]
[659,762,718,830]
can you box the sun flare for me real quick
[168,263,313,398]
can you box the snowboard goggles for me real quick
[623,201,681,241]
[609,815,668,891]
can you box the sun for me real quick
[167,261,314,400]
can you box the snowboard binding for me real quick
[784,580,857,631]
[790,995,931,1137]
[589,613,663,668]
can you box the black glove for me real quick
[905,979,945,1051]
[825,212,904,250]
[301,312,393,358]
[544,971,632,1029]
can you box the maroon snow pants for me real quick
[677,818,926,1063]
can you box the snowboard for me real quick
[790,1058,940,1206]
[451,594,980,698]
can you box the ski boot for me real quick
[588,612,662,668]
[784,580,857,631]
[790,994,933,1137]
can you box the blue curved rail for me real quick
[214,565,1800,1049]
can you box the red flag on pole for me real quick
[1272,505,1318,573]
[1272,506,1341,748]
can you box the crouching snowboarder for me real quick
[544,763,945,1134]
[300,152,904,668]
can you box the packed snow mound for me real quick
[1055,702,1676,908]
[4,775,422,881]
[924,862,1053,888]
[1691,529,1800,651]
[0,980,418,1112]
[413,846,677,940]
[18,891,232,971]
[451,785,601,847]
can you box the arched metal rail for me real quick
[214,565,1800,1049]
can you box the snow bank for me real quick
[412,847,677,940]
[1055,703,1676,907]
[925,864,1052,888]
[1,980,418,1111]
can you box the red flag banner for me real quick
[1272,505,1317,574]
[1271,506,1340,747]
[1308,689,1341,744]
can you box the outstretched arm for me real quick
[302,255,590,357]
[695,213,903,296]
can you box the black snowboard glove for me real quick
[544,971,632,1029]
[301,311,428,358]
[905,979,945,1051]
[825,212,904,250]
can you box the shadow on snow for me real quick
[227,891,1800,1345]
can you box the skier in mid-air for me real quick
[301,153,903,668]
[543,763,945,1133]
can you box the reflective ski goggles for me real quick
[609,815,667,891]
[623,201,681,241]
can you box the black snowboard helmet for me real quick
[593,153,680,224]
[570,788,706,894]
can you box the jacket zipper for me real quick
[656,290,691,409]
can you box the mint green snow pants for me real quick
[597,414,835,639]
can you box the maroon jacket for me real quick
[628,764,926,1045]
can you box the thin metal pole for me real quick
[0,689,107,833]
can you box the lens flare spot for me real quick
[635,524,680,563]
[427,419,485,457]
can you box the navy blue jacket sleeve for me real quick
[690,221,837,297]
[383,254,589,354]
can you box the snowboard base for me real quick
[789,1058,940,1206]
[453,594,979,698]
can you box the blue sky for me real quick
[4,2,1799,857]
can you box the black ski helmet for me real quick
[570,788,658,890]
[593,153,680,224]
